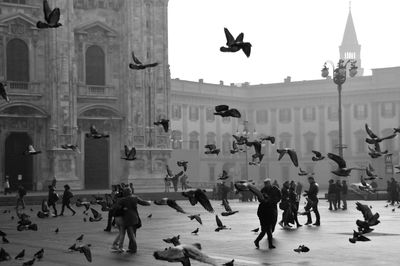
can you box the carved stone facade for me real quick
[0,0,171,191]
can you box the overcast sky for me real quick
[168,0,400,85]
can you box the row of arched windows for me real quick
[5,38,105,86]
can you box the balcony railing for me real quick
[7,81,42,94]
[78,84,117,99]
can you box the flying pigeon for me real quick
[220,27,252,57]
[177,161,188,172]
[85,125,109,139]
[221,199,238,216]
[75,244,92,262]
[154,243,218,266]
[163,235,181,246]
[0,230,6,237]
[277,148,299,167]
[214,105,241,118]
[311,150,325,161]
[191,228,199,235]
[251,228,259,233]
[234,180,264,201]
[0,247,11,261]
[36,0,62,29]
[223,259,235,266]
[22,258,35,266]
[121,145,136,160]
[14,249,25,260]
[298,168,313,176]
[218,170,229,181]
[328,153,363,177]
[365,164,380,180]
[232,134,248,145]
[129,51,159,70]
[293,245,310,253]
[260,136,275,144]
[204,144,220,156]
[154,198,186,214]
[2,236,9,244]
[33,248,44,260]
[215,215,230,232]
[249,153,264,166]
[0,82,10,102]
[154,119,169,133]
[230,140,245,154]
[394,127,400,134]
[188,214,202,225]
[182,189,214,213]
[61,144,80,153]
[89,208,102,222]
[147,213,152,218]
[349,230,370,243]
[76,234,84,242]
[365,123,397,145]
[23,145,42,155]
[368,143,389,158]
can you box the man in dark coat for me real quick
[327,179,336,211]
[47,185,59,217]
[335,179,342,209]
[304,176,320,226]
[60,184,76,216]
[341,180,348,210]
[254,178,281,249]
[389,178,398,205]
[118,188,150,253]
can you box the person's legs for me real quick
[313,202,320,225]
[254,230,265,249]
[60,203,65,215]
[342,194,347,210]
[66,203,76,215]
[126,226,137,253]
[104,210,113,231]
[21,197,25,209]
[337,195,341,209]
[266,226,275,249]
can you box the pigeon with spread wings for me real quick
[154,119,169,133]
[0,82,10,103]
[204,144,220,156]
[221,199,238,216]
[234,180,264,202]
[311,150,325,161]
[182,189,214,213]
[121,145,136,160]
[177,161,188,172]
[129,51,159,70]
[277,148,299,167]
[220,27,252,57]
[365,123,397,145]
[23,145,42,155]
[37,0,62,29]
[154,198,186,214]
[85,125,109,139]
[215,215,230,232]
[214,105,241,118]
[328,153,364,177]
[368,142,389,158]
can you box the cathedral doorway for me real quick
[84,137,109,189]
[5,132,33,191]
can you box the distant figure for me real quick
[328,179,336,211]
[295,181,303,202]
[220,182,231,204]
[341,180,348,210]
[60,184,76,216]
[164,176,171,192]
[386,180,391,203]
[129,183,134,194]
[389,178,398,205]
[272,180,280,189]
[335,180,342,209]
[289,181,302,227]
[4,176,10,195]
[51,177,57,189]
[180,173,189,191]
[47,185,59,217]
[279,181,291,228]
[16,185,26,210]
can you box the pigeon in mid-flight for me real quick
[311,150,325,161]
[177,161,188,172]
[365,123,397,145]
[86,125,109,139]
[0,247,11,261]
[24,145,42,155]
[328,153,363,177]
[33,248,44,260]
[162,235,181,246]
[220,28,252,57]
[277,148,299,167]
[0,82,10,102]
[215,215,230,232]
[204,144,220,156]
[188,214,202,225]
[14,249,25,260]
[214,105,241,118]
[121,145,136,160]
[182,189,214,213]
[61,144,80,153]
[349,230,370,243]
[154,198,186,214]
[129,51,159,70]
[154,119,169,133]
[36,0,62,29]
[221,199,238,216]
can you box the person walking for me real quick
[328,179,336,211]
[60,184,76,216]
[389,178,398,205]
[118,187,150,253]
[295,181,303,202]
[279,181,291,228]
[289,181,302,227]
[335,180,342,210]
[254,178,282,249]
[4,176,10,195]
[304,176,320,226]
[341,180,348,210]
[47,185,59,217]
[111,193,127,252]
[16,185,26,210]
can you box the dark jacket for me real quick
[341,183,348,195]
[118,196,149,227]
[257,186,281,225]
[306,181,319,202]
[62,190,73,204]
[328,183,336,194]
[48,189,59,205]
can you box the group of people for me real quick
[254,176,320,249]
[104,183,150,253]
[387,177,400,205]
[327,179,348,211]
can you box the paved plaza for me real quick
[0,198,399,266]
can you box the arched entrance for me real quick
[84,137,109,189]
[5,132,33,190]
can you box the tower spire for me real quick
[339,6,363,75]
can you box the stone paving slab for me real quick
[0,198,399,266]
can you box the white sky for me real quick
[168,0,400,85]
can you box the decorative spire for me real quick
[341,8,358,46]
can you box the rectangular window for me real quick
[189,106,199,121]
[206,107,215,122]
[328,106,338,121]
[354,104,368,119]
[305,138,314,154]
[386,164,393,174]
[303,107,316,122]
[381,102,395,118]
[172,104,181,120]
[189,140,199,150]
[279,108,291,123]
[256,110,268,124]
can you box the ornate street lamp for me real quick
[321,59,358,158]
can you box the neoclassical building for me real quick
[170,10,400,189]
[0,0,171,191]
